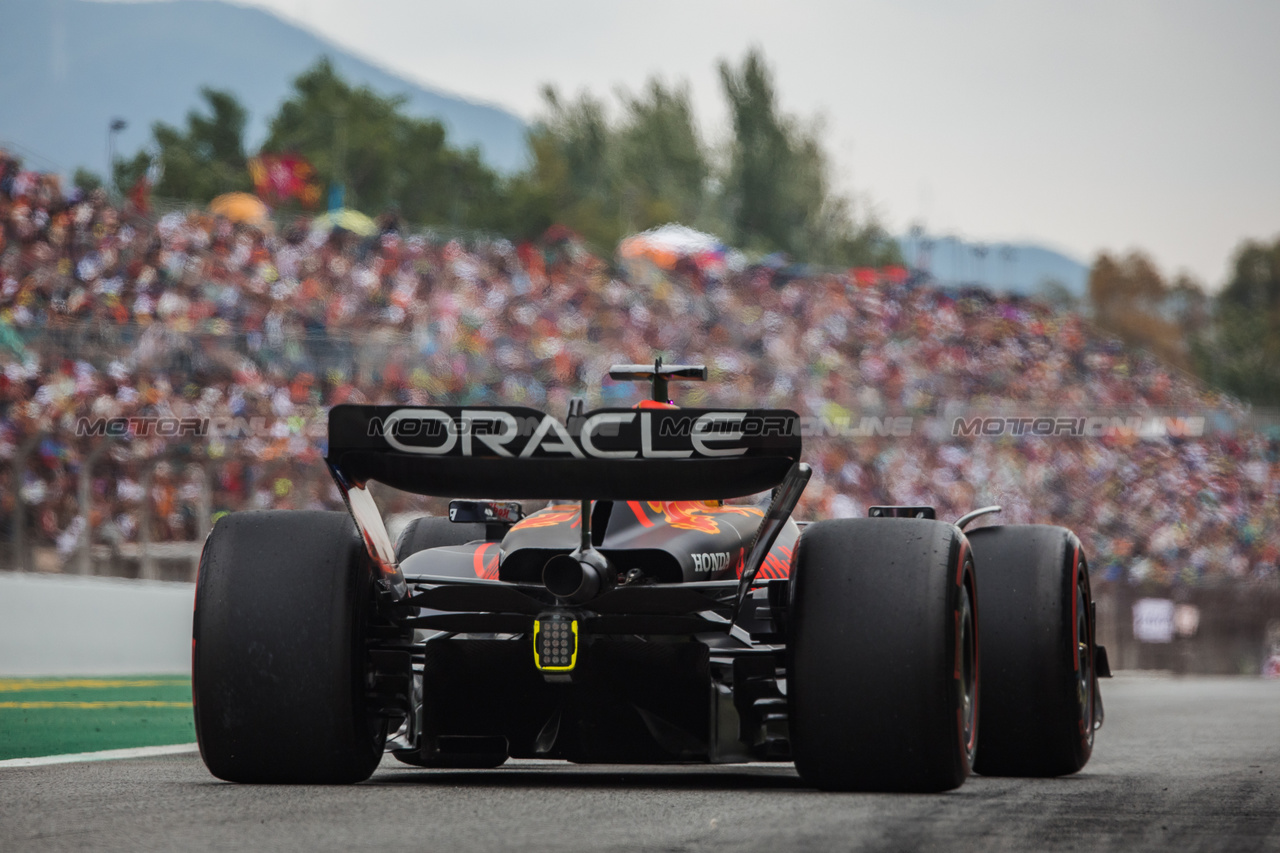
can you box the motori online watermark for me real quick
[74,414,916,440]
[75,416,328,439]
[75,412,1216,442]
[951,415,1206,439]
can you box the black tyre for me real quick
[969,524,1095,777]
[395,516,486,564]
[788,518,978,792]
[193,510,385,783]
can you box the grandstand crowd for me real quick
[1,150,1276,588]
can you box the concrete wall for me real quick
[0,572,193,676]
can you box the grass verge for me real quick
[0,676,193,760]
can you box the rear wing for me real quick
[326,404,801,501]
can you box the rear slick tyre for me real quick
[969,524,1095,777]
[788,518,978,792]
[193,510,385,783]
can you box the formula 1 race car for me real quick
[192,362,1109,791]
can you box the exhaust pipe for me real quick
[543,549,613,603]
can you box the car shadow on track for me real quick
[367,765,809,791]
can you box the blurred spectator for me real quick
[0,148,1276,588]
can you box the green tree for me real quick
[717,48,899,265]
[263,59,404,212]
[394,116,503,228]
[262,58,505,228]
[106,51,901,266]
[72,167,102,194]
[537,86,613,208]
[1220,237,1280,315]
[1194,236,1280,405]
[718,49,799,253]
[511,81,710,246]
[614,80,710,232]
[515,55,898,264]
[115,87,252,201]
[507,86,619,246]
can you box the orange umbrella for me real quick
[618,224,723,270]
[209,192,269,225]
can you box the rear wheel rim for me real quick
[1076,567,1094,747]
[958,579,977,762]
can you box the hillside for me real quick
[0,0,528,176]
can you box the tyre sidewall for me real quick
[193,510,383,783]
[970,524,1093,776]
[788,518,976,792]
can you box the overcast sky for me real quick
[228,0,1277,286]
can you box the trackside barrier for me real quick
[1093,583,1280,675]
[0,571,194,676]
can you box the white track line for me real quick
[0,743,198,768]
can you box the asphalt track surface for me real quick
[2,675,1277,852]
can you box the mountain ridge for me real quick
[1,0,529,176]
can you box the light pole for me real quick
[107,118,127,195]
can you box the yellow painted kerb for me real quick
[0,701,190,709]
[0,679,188,693]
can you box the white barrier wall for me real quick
[0,572,194,675]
